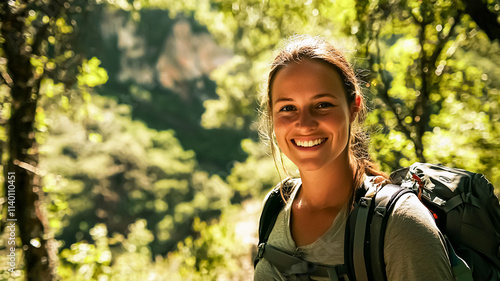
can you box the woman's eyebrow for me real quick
[274,97,293,105]
[274,93,338,105]
[312,93,338,100]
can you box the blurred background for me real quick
[0,0,499,280]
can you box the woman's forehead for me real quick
[270,59,346,101]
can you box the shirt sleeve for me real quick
[384,193,454,281]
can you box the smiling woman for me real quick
[261,35,378,204]
[253,35,455,281]
[271,59,353,174]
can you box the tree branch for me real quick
[32,0,66,56]
[373,29,414,142]
[429,11,462,71]
[0,71,13,88]
[408,18,430,162]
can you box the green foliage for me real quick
[167,217,245,280]
[55,205,256,281]
[353,0,500,187]
[226,138,299,198]
[58,224,112,280]
[58,220,155,281]
[78,58,109,88]
[40,90,234,256]
[227,139,280,198]
[162,203,257,281]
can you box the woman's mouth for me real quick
[293,138,328,148]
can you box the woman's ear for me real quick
[350,94,362,123]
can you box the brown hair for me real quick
[260,35,387,202]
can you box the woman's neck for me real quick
[296,156,355,211]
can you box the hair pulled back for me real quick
[260,35,386,198]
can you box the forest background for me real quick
[0,0,499,280]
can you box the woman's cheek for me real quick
[273,117,290,149]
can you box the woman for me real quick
[254,35,454,280]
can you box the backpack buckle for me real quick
[257,243,266,259]
[359,197,371,207]
[375,206,387,217]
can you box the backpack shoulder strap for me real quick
[368,184,413,281]
[254,178,295,268]
[345,179,412,281]
[345,191,374,281]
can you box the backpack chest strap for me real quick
[258,243,350,281]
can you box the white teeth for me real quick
[295,138,326,147]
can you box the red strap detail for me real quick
[412,174,423,187]
[412,174,438,219]
[412,174,424,200]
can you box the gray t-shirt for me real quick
[254,178,454,281]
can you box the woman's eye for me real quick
[279,105,295,112]
[317,102,333,109]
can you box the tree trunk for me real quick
[7,90,57,281]
[1,1,60,280]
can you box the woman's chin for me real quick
[291,159,327,172]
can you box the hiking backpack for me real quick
[254,162,500,281]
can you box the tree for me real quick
[0,0,76,279]
[353,0,500,181]
[353,0,464,162]
[1,2,240,279]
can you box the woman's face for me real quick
[271,59,355,172]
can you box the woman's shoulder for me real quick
[362,176,436,229]
[390,192,435,227]
[384,192,454,280]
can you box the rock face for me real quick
[156,19,232,100]
[99,8,231,100]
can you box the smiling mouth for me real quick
[293,138,327,148]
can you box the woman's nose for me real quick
[295,109,318,131]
